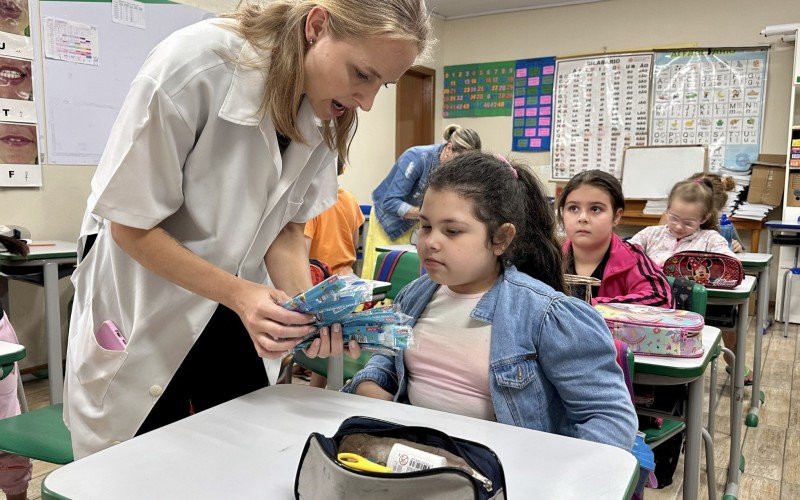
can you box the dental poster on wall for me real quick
[551,53,653,180]
[0,0,40,186]
[649,48,768,173]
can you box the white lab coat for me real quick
[64,19,338,458]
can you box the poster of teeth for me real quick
[551,53,653,180]
[649,48,768,173]
[0,0,39,186]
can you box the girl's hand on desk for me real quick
[354,381,393,401]
[732,240,743,253]
[233,283,316,359]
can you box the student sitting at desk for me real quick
[0,233,31,500]
[346,152,638,451]
[558,170,672,307]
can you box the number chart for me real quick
[443,61,515,118]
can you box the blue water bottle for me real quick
[720,214,734,249]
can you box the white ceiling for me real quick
[426,0,608,20]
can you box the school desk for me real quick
[0,241,78,405]
[736,252,772,429]
[765,219,800,338]
[619,200,764,253]
[0,339,25,379]
[41,384,639,500]
[325,279,391,391]
[705,275,756,500]
[633,325,721,500]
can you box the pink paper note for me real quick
[540,95,552,105]
[541,106,552,116]
[516,68,527,77]
[514,109,524,117]
[543,65,555,75]
[538,127,550,137]
[514,97,525,107]
[524,128,536,137]
[539,116,551,126]
[530,138,542,148]
[528,77,540,86]
[525,108,537,117]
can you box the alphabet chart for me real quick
[512,57,556,152]
[649,49,768,173]
[551,53,652,180]
[443,61,515,118]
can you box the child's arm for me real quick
[705,230,736,257]
[593,244,673,308]
[342,353,399,398]
[626,225,651,252]
[379,150,425,219]
[538,299,639,450]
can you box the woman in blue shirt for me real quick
[361,124,480,278]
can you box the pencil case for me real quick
[295,416,507,499]
[662,251,743,289]
[595,303,705,358]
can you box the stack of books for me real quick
[643,199,667,215]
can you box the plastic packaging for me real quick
[719,214,734,249]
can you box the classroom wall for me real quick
[2,0,799,367]
[432,0,800,195]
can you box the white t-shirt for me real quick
[405,286,495,421]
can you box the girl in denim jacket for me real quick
[346,152,638,451]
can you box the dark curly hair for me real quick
[425,151,565,293]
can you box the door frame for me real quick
[395,65,436,158]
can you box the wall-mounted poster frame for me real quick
[551,52,653,181]
[442,60,515,118]
[649,47,769,173]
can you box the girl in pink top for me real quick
[628,177,735,268]
[559,170,672,307]
[0,235,32,500]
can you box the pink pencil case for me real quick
[594,303,704,358]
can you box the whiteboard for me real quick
[34,1,211,165]
[621,145,707,199]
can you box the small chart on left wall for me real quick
[0,0,40,187]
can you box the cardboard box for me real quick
[747,154,786,206]
[788,172,800,208]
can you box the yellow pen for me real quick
[337,453,394,474]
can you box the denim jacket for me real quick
[345,266,638,450]
[371,144,444,240]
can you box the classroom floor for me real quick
[4,319,800,500]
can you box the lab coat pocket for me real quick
[74,300,128,408]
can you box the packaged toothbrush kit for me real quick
[282,275,416,356]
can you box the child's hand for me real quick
[355,381,393,401]
[732,240,743,253]
[302,324,363,359]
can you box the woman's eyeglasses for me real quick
[666,212,703,229]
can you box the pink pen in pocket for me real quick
[95,320,127,351]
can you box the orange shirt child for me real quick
[304,187,365,276]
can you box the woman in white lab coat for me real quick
[64,0,432,458]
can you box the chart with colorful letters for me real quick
[442,61,515,118]
[551,53,653,180]
[649,49,768,173]
[512,57,556,152]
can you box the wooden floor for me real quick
[3,320,800,500]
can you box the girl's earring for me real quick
[308,38,314,45]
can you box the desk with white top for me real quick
[42,384,639,500]
[0,241,78,404]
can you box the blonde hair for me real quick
[686,172,735,212]
[442,124,481,152]
[668,178,719,230]
[225,0,433,161]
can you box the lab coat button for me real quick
[149,385,163,397]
